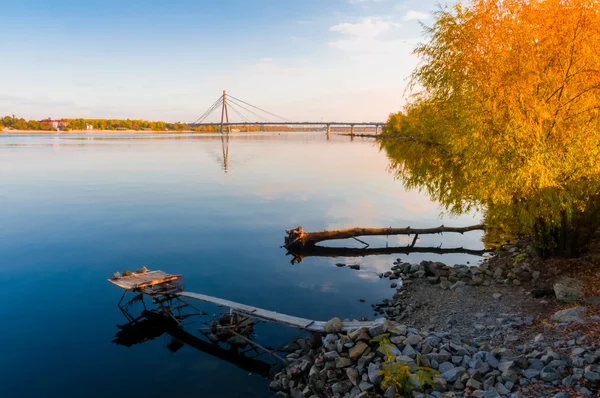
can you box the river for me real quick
[0,132,483,397]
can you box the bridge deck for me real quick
[192,121,382,127]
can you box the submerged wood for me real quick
[284,224,485,250]
[286,245,488,264]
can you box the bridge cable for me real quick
[227,101,250,123]
[227,97,274,123]
[194,101,222,124]
[194,95,224,124]
[228,95,290,122]
[195,96,223,124]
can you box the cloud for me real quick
[403,10,431,21]
[328,17,410,53]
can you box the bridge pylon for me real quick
[220,90,230,134]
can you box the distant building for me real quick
[39,118,68,129]
[85,124,93,130]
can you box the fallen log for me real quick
[284,224,485,250]
[286,245,489,264]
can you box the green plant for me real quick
[372,335,438,397]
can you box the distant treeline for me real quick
[0,116,319,132]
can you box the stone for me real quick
[335,357,353,368]
[349,342,369,361]
[483,389,501,398]
[551,307,585,324]
[523,369,540,379]
[433,377,448,392]
[331,381,353,395]
[324,351,340,360]
[367,362,382,384]
[405,333,423,346]
[349,264,360,270]
[540,366,560,382]
[390,282,398,288]
[269,380,282,391]
[358,381,374,392]
[384,386,396,398]
[402,344,417,358]
[466,377,483,390]
[324,317,343,333]
[439,362,454,373]
[368,321,386,337]
[492,293,502,299]
[441,367,466,382]
[290,388,303,398]
[572,347,586,356]
[584,370,600,382]
[495,382,510,395]
[562,375,573,387]
[346,367,359,386]
[554,277,584,303]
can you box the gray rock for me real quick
[383,386,396,398]
[492,293,502,299]
[405,333,422,346]
[495,382,510,394]
[540,366,560,382]
[498,361,515,373]
[331,381,353,394]
[358,381,374,392]
[553,276,584,303]
[324,317,343,333]
[466,377,483,390]
[562,375,573,387]
[584,370,599,382]
[269,380,282,391]
[572,347,586,356]
[324,351,340,360]
[402,344,417,358]
[439,362,454,373]
[290,388,303,398]
[346,367,359,386]
[441,366,466,382]
[585,354,598,364]
[551,307,585,324]
[367,362,382,384]
[484,389,501,398]
[433,377,448,392]
[523,369,540,379]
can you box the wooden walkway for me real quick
[176,291,376,332]
[108,269,379,332]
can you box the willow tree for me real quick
[383,0,600,256]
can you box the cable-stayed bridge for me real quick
[191,91,384,136]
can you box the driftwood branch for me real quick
[284,224,485,250]
[286,245,488,264]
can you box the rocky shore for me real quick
[270,243,600,397]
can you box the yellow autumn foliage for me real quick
[383,0,600,255]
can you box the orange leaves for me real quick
[384,0,600,243]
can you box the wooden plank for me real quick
[107,270,180,290]
[176,291,377,332]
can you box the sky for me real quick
[0,0,439,123]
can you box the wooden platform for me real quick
[108,270,181,290]
[177,291,376,332]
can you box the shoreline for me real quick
[269,242,600,397]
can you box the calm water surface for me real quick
[0,133,483,398]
